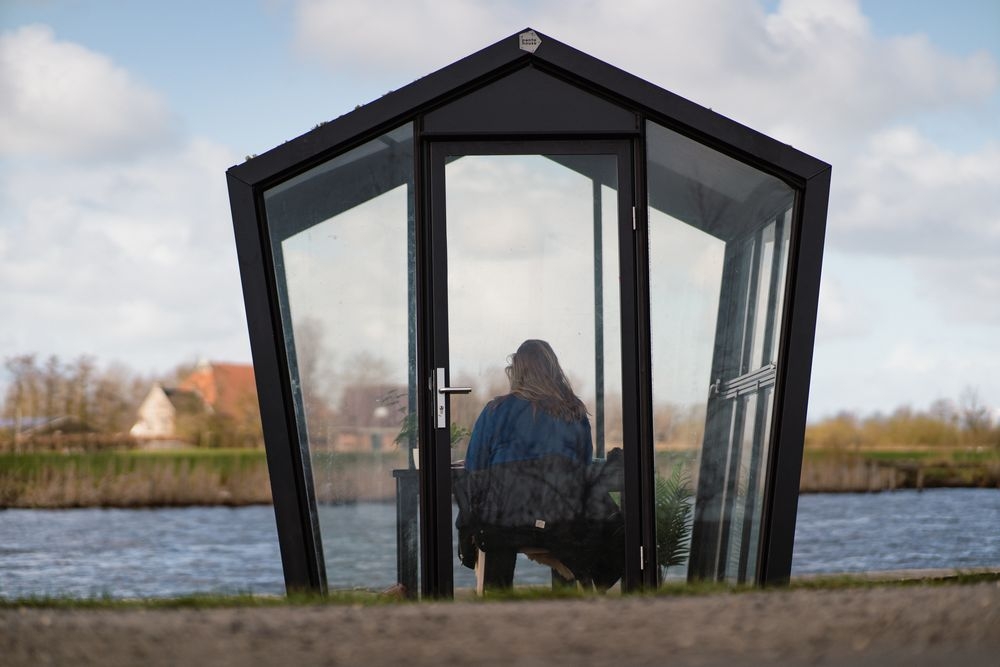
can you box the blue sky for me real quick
[1,0,998,420]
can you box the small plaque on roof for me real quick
[519,30,541,53]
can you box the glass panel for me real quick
[647,210,724,582]
[446,153,624,593]
[750,223,775,368]
[263,124,419,594]
[724,391,757,581]
[769,211,792,364]
[736,235,756,376]
[743,387,774,578]
[646,119,794,583]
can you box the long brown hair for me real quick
[505,339,587,421]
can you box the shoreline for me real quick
[0,448,996,509]
[1,485,995,512]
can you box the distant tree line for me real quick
[7,349,994,456]
[1,354,151,438]
[0,354,250,450]
[806,388,999,451]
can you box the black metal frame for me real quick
[425,139,642,595]
[226,28,830,596]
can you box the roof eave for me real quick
[227,27,828,189]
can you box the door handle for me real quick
[435,367,471,428]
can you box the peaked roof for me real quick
[228,28,828,190]
[178,362,257,419]
[162,387,204,414]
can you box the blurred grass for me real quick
[3,570,997,609]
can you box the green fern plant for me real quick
[655,464,694,576]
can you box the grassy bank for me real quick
[0,448,413,508]
[2,445,996,509]
[800,447,1000,492]
[654,445,1000,492]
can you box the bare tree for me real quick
[291,318,338,445]
[958,386,992,442]
[928,398,958,426]
[3,355,40,424]
[41,355,63,420]
[2,354,149,439]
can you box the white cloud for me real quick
[0,24,175,160]
[883,341,937,373]
[833,127,1000,256]
[815,275,871,340]
[291,0,997,154]
[822,125,1000,326]
[0,137,250,371]
[912,256,1000,324]
[292,0,516,77]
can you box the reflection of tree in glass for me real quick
[339,350,393,388]
[653,402,707,449]
[292,324,419,452]
[292,318,337,446]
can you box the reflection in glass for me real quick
[263,124,419,592]
[445,153,624,591]
[646,120,795,583]
[647,211,724,582]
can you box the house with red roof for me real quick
[130,361,262,447]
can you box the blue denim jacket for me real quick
[464,394,592,471]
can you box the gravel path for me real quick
[3,582,998,666]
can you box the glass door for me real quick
[643,119,796,584]
[698,212,791,583]
[426,141,637,596]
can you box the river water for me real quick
[1,488,997,599]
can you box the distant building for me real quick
[326,383,408,453]
[130,361,260,446]
[177,361,257,421]
[129,384,203,440]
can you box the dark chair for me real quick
[454,453,623,594]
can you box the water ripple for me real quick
[1,489,997,598]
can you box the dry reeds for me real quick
[0,451,271,508]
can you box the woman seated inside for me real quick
[457,339,622,591]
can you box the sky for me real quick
[0,0,998,421]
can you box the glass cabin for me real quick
[227,29,830,597]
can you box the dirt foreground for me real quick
[3,582,998,666]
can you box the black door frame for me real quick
[419,138,648,597]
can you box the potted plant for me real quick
[655,464,694,581]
